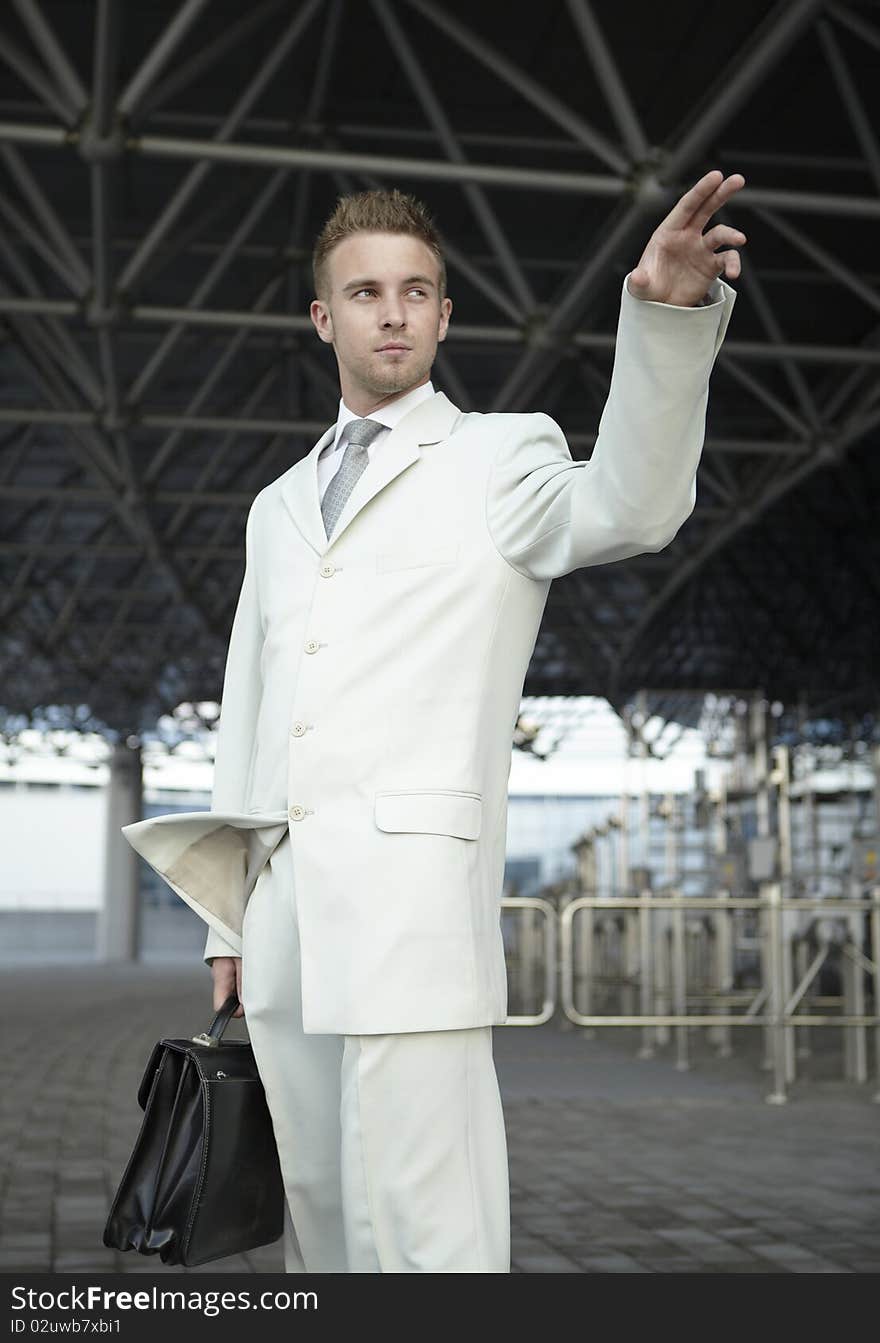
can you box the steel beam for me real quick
[126,167,293,405]
[0,143,90,291]
[661,0,825,181]
[818,18,880,196]
[564,0,649,162]
[10,0,88,117]
[2,119,879,222]
[754,204,880,316]
[1,294,880,369]
[0,239,103,407]
[402,0,627,171]
[491,0,833,414]
[117,0,324,294]
[372,0,534,313]
[117,0,211,119]
[0,32,76,122]
[137,0,287,121]
[608,409,880,700]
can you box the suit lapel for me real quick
[279,390,461,555]
[279,423,335,556]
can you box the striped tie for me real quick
[320,418,384,539]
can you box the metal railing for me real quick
[502,886,880,1104]
[500,896,556,1025]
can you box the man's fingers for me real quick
[692,173,745,232]
[701,223,747,250]
[209,955,245,1017]
[664,170,745,233]
[213,980,233,1011]
[662,169,723,230]
[212,963,237,1011]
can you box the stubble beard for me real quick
[356,347,434,401]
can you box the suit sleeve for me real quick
[485,271,736,580]
[203,493,264,966]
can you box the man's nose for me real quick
[380,302,406,328]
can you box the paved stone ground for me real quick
[1,963,878,1274]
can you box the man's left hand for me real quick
[628,169,746,307]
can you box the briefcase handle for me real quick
[191,992,239,1048]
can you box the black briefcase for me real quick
[103,992,285,1267]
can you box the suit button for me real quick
[291,721,307,736]
[304,639,319,654]
[288,804,306,821]
[320,562,335,577]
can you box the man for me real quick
[123,171,744,1273]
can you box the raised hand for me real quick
[628,169,746,307]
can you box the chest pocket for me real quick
[376,539,460,573]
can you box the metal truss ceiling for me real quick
[0,0,878,745]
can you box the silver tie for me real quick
[320,417,384,539]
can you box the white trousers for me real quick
[239,831,511,1272]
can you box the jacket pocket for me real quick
[376,540,460,573]
[374,789,482,840]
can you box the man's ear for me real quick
[310,297,334,345]
[437,295,452,343]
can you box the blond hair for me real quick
[312,188,446,299]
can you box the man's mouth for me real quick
[376,343,410,352]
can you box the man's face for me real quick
[309,231,452,412]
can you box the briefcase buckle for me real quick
[191,993,239,1048]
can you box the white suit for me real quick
[121,271,736,1269]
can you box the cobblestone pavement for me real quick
[1,964,878,1274]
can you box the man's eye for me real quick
[354,288,375,297]
[407,288,426,297]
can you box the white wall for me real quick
[0,785,106,910]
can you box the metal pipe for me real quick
[0,245,103,406]
[817,18,880,196]
[754,203,880,316]
[738,257,820,428]
[487,0,837,416]
[403,0,627,171]
[558,895,880,1032]
[91,0,119,139]
[118,0,211,118]
[843,884,868,1083]
[501,897,557,1026]
[0,192,86,296]
[0,118,878,221]
[637,878,655,1058]
[2,293,875,370]
[130,130,628,196]
[371,0,533,314]
[126,168,293,405]
[0,408,329,433]
[768,881,789,1101]
[0,34,76,122]
[10,0,88,115]
[564,0,649,161]
[871,887,880,1102]
[662,0,825,180]
[0,144,90,289]
[117,0,324,293]
[137,0,287,120]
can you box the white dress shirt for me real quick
[317,379,437,503]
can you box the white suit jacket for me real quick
[122,272,736,1034]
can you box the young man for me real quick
[124,173,743,1272]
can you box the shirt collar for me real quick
[329,380,436,454]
